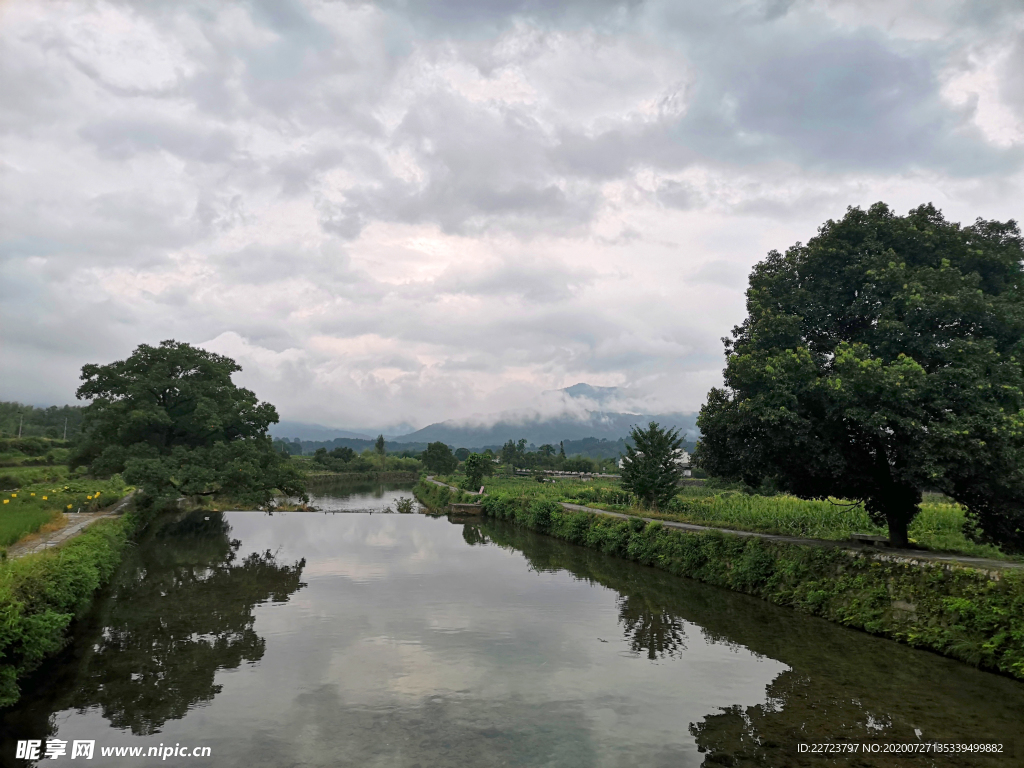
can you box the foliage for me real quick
[0,465,71,490]
[273,437,303,456]
[1,476,131,549]
[481,494,1024,680]
[0,512,136,706]
[476,475,1014,560]
[619,422,684,509]
[394,497,415,513]
[0,402,85,441]
[698,203,1024,550]
[412,480,475,510]
[72,340,306,508]
[454,447,470,461]
[374,435,386,472]
[462,453,493,490]
[421,441,458,475]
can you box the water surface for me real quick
[2,484,1021,767]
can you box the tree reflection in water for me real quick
[475,519,1024,768]
[3,510,307,741]
[71,511,306,735]
[617,593,687,659]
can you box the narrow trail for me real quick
[424,477,1022,573]
[6,490,136,560]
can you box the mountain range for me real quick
[269,384,699,450]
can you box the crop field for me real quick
[450,473,1013,560]
[0,476,131,549]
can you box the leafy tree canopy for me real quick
[619,422,684,509]
[421,441,458,474]
[462,453,494,491]
[73,340,306,507]
[696,203,1024,549]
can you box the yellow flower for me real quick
[42,496,48,500]
[67,504,72,509]
[10,494,15,498]
[2,500,7,505]
[87,495,93,500]
[30,492,35,496]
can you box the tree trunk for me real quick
[885,508,911,549]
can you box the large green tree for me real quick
[421,441,458,474]
[73,340,307,508]
[619,422,685,509]
[462,452,493,491]
[697,203,1024,550]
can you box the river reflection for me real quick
[1,511,306,750]
[479,520,1023,767]
[2,498,1021,768]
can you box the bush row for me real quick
[0,506,140,707]
[481,493,1024,681]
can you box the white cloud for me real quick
[3,0,1024,430]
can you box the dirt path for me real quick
[6,491,136,560]
[424,477,1022,573]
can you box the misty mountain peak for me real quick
[557,383,621,405]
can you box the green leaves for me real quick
[698,203,1024,550]
[619,422,685,510]
[421,441,458,475]
[462,453,493,490]
[73,340,306,507]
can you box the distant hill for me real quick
[393,411,698,451]
[270,383,699,455]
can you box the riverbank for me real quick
[429,474,1016,560]
[1,475,134,556]
[413,480,1024,681]
[0,496,143,707]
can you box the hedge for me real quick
[0,508,140,707]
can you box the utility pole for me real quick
[18,415,23,438]
[63,417,68,441]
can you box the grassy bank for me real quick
[413,479,479,511]
[1,475,132,552]
[448,475,1012,560]
[0,505,140,706]
[481,494,1024,681]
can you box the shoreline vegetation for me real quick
[427,474,1018,561]
[0,496,142,707]
[413,476,1024,681]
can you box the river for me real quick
[2,482,1021,767]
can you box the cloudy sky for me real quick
[2,0,1023,431]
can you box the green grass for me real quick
[451,474,1016,561]
[0,510,136,706]
[0,463,71,489]
[0,475,132,549]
